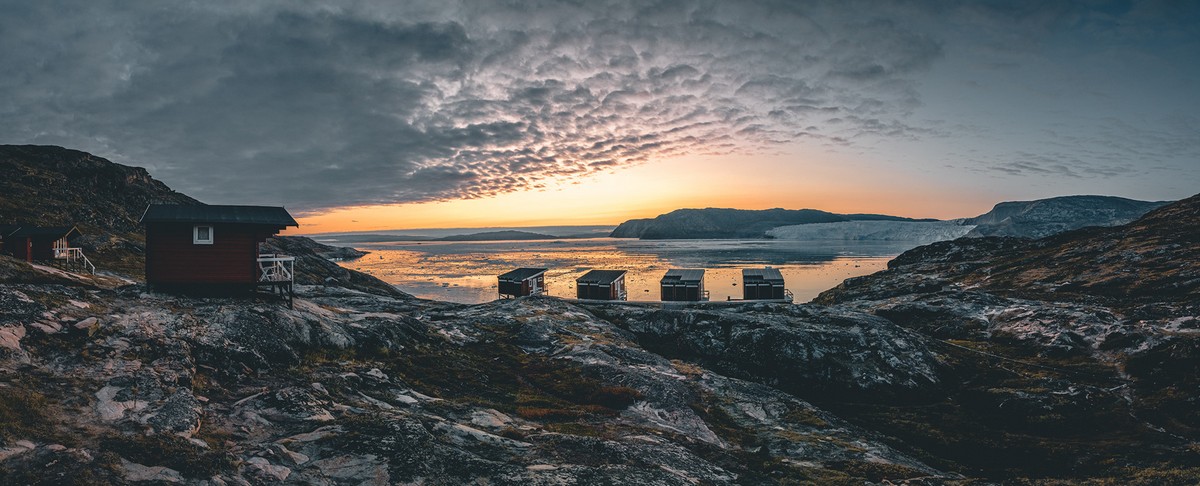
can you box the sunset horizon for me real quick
[2,2,1199,483]
[3,1,1195,234]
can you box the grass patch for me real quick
[783,407,829,428]
[0,385,58,444]
[99,434,235,477]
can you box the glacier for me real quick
[766,220,975,244]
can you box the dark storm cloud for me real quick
[0,0,1194,210]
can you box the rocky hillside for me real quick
[812,194,1200,480]
[2,266,955,484]
[610,208,930,239]
[4,212,1199,484]
[0,145,198,274]
[261,236,401,297]
[965,195,1167,238]
[838,193,1200,308]
[0,145,199,234]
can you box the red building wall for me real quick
[29,236,64,261]
[145,223,269,284]
[2,237,62,262]
[3,237,31,262]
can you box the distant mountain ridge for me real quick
[609,208,934,239]
[613,195,1170,240]
[964,195,1169,238]
[434,230,558,241]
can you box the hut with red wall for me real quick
[140,204,298,291]
[498,267,548,298]
[660,269,706,301]
[576,269,628,301]
[0,225,21,258]
[2,226,80,263]
[742,267,789,301]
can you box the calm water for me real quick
[333,238,910,305]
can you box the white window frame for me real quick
[193,225,214,245]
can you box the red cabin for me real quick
[498,267,547,299]
[660,269,707,302]
[139,204,298,293]
[2,226,81,263]
[576,269,628,301]
[0,224,21,257]
[742,267,792,301]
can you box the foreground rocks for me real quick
[0,276,949,485]
[2,194,1198,484]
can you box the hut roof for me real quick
[140,204,298,226]
[577,269,627,284]
[0,224,21,237]
[661,269,704,284]
[9,226,79,240]
[499,267,548,281]
[742,267,784,283]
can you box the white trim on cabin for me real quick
[193,225,214,245]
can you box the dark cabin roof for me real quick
[9,226,79,240]
[661,269,704,284]
[742,267,784,284]
[577,269,627,284]
[499,267,548,281]
[0,225,21,237]
[140,204,298,227]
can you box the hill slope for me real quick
[810,193,1200,476]
[0,145,198,234]
[610,208,931,239]
[965,195,1167,238]
[852,193,1200,307]
[0,145,199,273]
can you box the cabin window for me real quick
[193,225,214,245]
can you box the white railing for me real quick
[257,254,295,282]
[784,289,794,303]
[54,247,95,275]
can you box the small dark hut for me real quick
[140,204,298,298]
[576,269,628,301]
[498,267,548,298]
[742,267,787,300]
[660,269,706,301]
[3,226,81,263]
[0,224,20,255]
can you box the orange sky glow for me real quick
[290,151,1002,235]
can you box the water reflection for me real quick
[337,238,907,304]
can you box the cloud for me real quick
[0,0,957,211]
[0,0,1194,211]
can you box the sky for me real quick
[1,0,1197,233]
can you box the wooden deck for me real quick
[257,254,295,307]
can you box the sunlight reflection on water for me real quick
[336,238,910,304]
